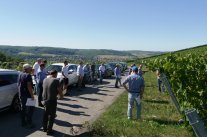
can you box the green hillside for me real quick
[139,44,207,61]
[0,45,164,62]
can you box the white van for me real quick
[0,69,20,112]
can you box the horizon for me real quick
[0,0,207,51]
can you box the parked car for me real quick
[96,64,113,78]
[108,62,124,73]
[119,62,128,71]
[0,69,21,112]
[45,63,79,86]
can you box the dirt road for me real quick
[0,76,126,137]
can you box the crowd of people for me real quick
[17,58,164,135]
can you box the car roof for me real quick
[0,69,19,73]
[51,63,77,66]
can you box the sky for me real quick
[0,0,207,51]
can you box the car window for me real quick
[68,65,77,71]
[0,74,18,87]
[46,65,62,72]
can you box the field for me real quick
[88,71,194,137]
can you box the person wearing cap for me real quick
[42,70,63,135]
[17,64,35,128]
[32,58,42,94]
[123,66,145,120]
[36,63,47,107]
[114,64,122,88]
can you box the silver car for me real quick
[45,63,79,86]
[0,69,21,112]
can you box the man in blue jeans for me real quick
[123,66,145,120]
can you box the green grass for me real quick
[88,71,194,137]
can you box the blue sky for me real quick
[0,0,206,51]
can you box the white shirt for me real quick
[33,62,39,76]
[62,65,69,77]
[99,65,105,73]
[77,65,84,77]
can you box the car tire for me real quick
[11,94,21,112]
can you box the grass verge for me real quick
[87,71,194,137]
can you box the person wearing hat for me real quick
[17,64,35,128]
[123,66,145,120]
[114,64,122,88]
[42,70,63,135]
[36,62,47,107]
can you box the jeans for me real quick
[99,71,104,84]
[127,92,141,119]
[157,79,165,92]
[20,97,34,125]
[115,77,121,87]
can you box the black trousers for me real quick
[42,102,57,132]
[38,83,43,104]
[20,97,34,125]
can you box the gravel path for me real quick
[0,76,126,137]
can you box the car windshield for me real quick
[46,65,62,72]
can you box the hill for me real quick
[0,45,164,62]
[140,44,207,60]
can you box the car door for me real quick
[67,65,74,85]
[0,74,18,109]
[71,65,78,84]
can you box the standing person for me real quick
[36,63,47,107]
[17,64,35,128]
[91,62,96,82]
[128,64,136,75]
[83,63,90,84]
[138,64,143,77]
[99,63,105,84]
[42,70,63,135]
[77,61,84,91]
[156,69,165,92]
[32,58,42,94]
[123,66,145,120]
[114,64,122,88]
[62,60,69,90]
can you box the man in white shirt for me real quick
[32,58,42,94]
[62,61,69,90]
[77,61,84,91]
[99,63,106,84]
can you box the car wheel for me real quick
[11,94,21,112]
